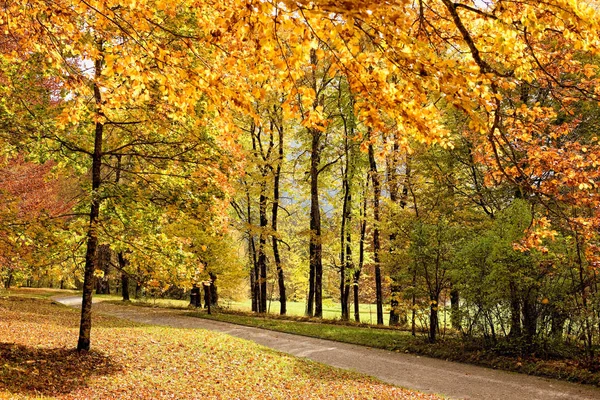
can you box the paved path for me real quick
[54,296,600,400]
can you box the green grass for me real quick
[194,310,416,350]
[96,293,401,325]
[2,287,80,299]
[223,298,392,324]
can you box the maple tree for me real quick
[0,156,76,289]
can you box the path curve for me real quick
[54,296,600,400]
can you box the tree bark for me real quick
[354,187,367,323]
[429,295,439,343]
[309,125,323,318]
[5,271,12,289]
[209,272,218,306]
[271,117,286,315]
[258,187,268,313]
[450,288,461,330]
[245,185,259,313]
[368,143,384,325]
[77,44,104,352]
[121,271,129,301]
[340,164,350,320]
[307,47,324,318]
[509,280,522,338]
[388,145,406,326]
[522,288,538,347]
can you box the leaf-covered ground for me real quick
[0,296,440,399]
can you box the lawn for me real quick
[0,293,440,399]
[94,293,410,326]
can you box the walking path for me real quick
[54,296,600,400]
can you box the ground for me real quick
[0,293,437,400]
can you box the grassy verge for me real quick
[188,309,600,387]
[2,287,79,299]
[0,295,440,399]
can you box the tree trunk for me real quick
[258,187,268,313]
[340,165,350,320]
[387,142,403,326]
[118,252,130,301]
[271,116,286,315]
[244,185,259,313]
[308,124,323,317]
[522,288,538,347]
[306,47,324,318]
[121,272,129,301]
[509,280,522,338]
[411,267,417,336]
[450,288,461,330]
[5,271,13,289]
[354,190,367,323]
[368,142,384,325]
[429,295,439,343]
[209,272,218,306]
[77,46,104,352]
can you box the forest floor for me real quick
[0,292,437,400]
[52,294,600,400]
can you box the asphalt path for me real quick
[53,296,600,400]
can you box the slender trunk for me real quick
[340,133,354,321]
[522,288,537,348]
[258,187,268,313]
[354,188,367,322]
[509,280,522,338]
[307,256,315,316]
[205,284,212,315]
[575,234,593,359]
[250,242,257,312]
[118,252,130,301]
[121,272,130,301]
[245,185,258,313]
[308,47,323,318]
[5,271,12,289]
[340,167,349,320]
[309,127,323,318]
[411,267,417,336]
[343,206,352,321]
[77,44,104,352]
[209,272,218,306]
[387,142,402,326]
[450,288,461,330]
[368,143,384,325]
[429,294,439,343]
[272,118,286,315]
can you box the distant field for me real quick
[222,299,392,325]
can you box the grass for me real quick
[1,287,79,299]
[94,293,432,328]
[223,299,392,325]
[0,292,440,399]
